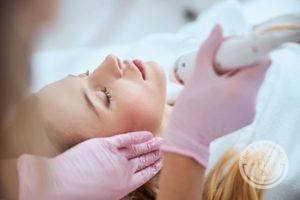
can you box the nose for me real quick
[105,54,123,78]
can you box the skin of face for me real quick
[37,55,167,149]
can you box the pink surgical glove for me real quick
[162,25,271,167]
[18,131,163,200]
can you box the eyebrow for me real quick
[83,90,100,118]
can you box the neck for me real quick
[154,104,173,137]
[0,95,59,159]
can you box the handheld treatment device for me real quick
[173,14,300,84]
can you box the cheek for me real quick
[104,78,166,134]
[121,94,164,132]
[148,61,167,97]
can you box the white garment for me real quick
[32,0,300,199]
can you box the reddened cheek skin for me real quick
[129,100,163,133]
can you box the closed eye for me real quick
[68,70,90,78]
[78,70,89,77]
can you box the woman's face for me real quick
[37,55,166,147]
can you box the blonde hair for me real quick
[123,174,159,200]
[125,149,264,200]
[203,149,264,200]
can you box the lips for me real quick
[133,59,146,80]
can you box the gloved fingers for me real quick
[194,24,224,78]
[233,57,272,87]
[131,150,162,172]
[123,137,163,159]
[107,131,153,148]
[129,159,163,190]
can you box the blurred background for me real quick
[35,0,229,51]
[32,0,300,91]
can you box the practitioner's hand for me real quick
[18,132,163,200]
[162,25,271,166]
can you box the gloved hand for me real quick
[162,25,271,167]
[18,131,163,200]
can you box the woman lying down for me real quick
[3,55,170,199]
[3,54,265,200]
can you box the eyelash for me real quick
[83,71,112,106]
[102,87,112,105]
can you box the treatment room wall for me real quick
[34,0,223,51]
